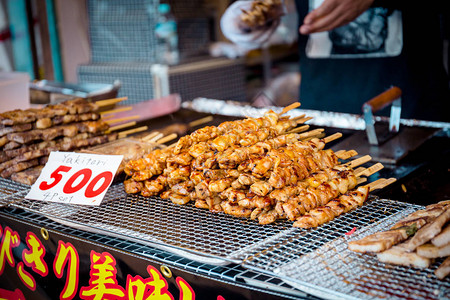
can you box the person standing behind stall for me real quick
[294,0,449,122]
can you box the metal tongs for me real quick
[362,86,402,145]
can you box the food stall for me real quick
[1,0,449,298]
[0,94,449,299]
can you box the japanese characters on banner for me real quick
[26,152,123,206]
[0,222,206,300]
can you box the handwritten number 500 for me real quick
[39,165,113,198]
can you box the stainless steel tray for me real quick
[2,178,449,299]
[182,98,450,130]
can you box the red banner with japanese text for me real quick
[0,212,287,300]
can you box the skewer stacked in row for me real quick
[0,98,117,185]
[124,105,389,227]
[240,0,283,29]
[349,200,450,280]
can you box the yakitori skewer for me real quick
[279,102,300,115]
[105,115,140,125]
[121,101,392,228]
[293,128,324,139]
[147,133,164,143]
[189,116,214,128]
[342,155,372,169]
[118,126,149,139]
[286,125,310,134]
[95,97,127,108]
[292,114,306,121]
[106,121,136,133]
[295,116,314,124]
[335,150,358,160]
[141,131,161,142]
[100,106,133,116]
[293,177,396,228]
[156,133,178,145]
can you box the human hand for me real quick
[299,0,375,34]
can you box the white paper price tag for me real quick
[26,152,123,206]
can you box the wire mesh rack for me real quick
[0,207,307,300]
[1,177,449,299]
[0,179,29,207]
[272,208,450,300]
[169,58,247,102]
[78,63,156,105]
[87,0,159,63]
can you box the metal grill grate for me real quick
[2,178,449,299]
[0,180,29,207]
[169,58,247,102]
[10,182,295,265]
[240,200,419,270]
[0,207,306,299]
[273,204,450,299]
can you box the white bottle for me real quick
[155,3,179,65]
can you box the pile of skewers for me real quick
[349,200,450,279]
[124,103,394,227]
[0,97,145,185]
[240,0,284,30]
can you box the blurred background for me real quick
[0,0,301,108]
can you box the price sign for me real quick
[26,152,123,206]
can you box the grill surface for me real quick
[0,180,29,207]
[274,206,450,299]
[2,178,449,299]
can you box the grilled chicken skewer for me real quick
[124,130,338,182]
[129,154,374,226]
[294,177,394,228]
[123,103,387,227]
[124,136,348,196]
[267,164,380,223]
[174,114,310,155]
[220,163,368,223]
[0,98,99,126]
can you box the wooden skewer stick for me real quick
[96,97,127,107]
[105,115,140,125]
[279,102,301,115]
[323,132,343,144]
[101,114,116,120]
[367,177,397,191]
[336,150,358,160]
[141,131,161,142]
[303,133,326,141]
[375,177,397,189]
[100,106,132,116]
[148,133,164,143]
[377,177,397,189]
[106,121,136,133]
[286,125,310,134]
[167,142,177,149]
[156,133,178,145]
[353,167,366,174]
[296,116,313,124]
[343,155,372,169]
[292,114,306,121]
[189,116,213,128]
[118,126,148,139]
[334,150,345,156]
[356,177,368,185]
[298,128,325,140]
[366,178,386,190]
[356,162,384,177]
